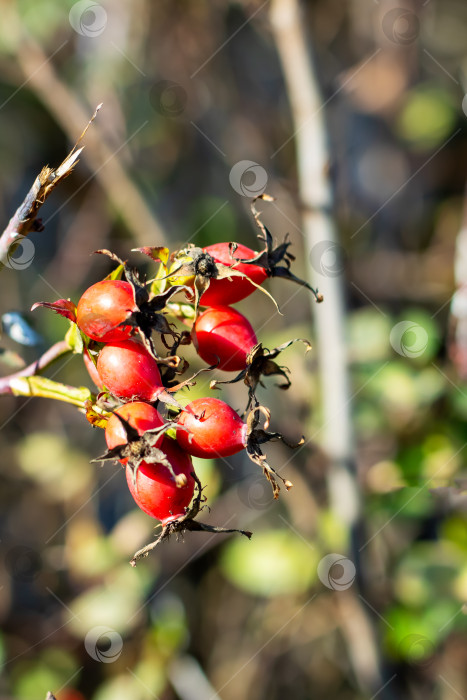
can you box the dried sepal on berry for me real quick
[156,330,192,390]
[91,411,176,487]
[167,244,281,315]
[123,284,191,357]
[210,338,312,412]
[94,249,188,359]
[228,194,323,303]
[130,472,252,566]
[176,398,301,499]
[244,404,303,499]
[133,246,170,296]
[156,360,220,410]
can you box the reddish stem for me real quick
[0,340,71,395]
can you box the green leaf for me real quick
[165,426,177,441]
[150,263,169,296]
[65,321,84,354]
[105,263,125,281]
[9,375,92,407]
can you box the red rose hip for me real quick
[126,436,195,524]
[200,243,267,306]
[97,339,163,400]
[76,280,137,342]
[177,397,247,458]
[105,402,165,461]
[193,306,257,371]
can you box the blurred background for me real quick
[0,0,466,699]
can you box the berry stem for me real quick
[8,375,93,408]
[0,340,72,396]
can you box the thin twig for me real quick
[0,340,70,395]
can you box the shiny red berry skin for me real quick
[105,402,165,462]
[76,280,137,342]
[177,397,247,458]
[193,306,257,371]
[126,436,195,524]
[97,339,163,401]
[200,242,268,306]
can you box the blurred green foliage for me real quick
[221,530,319,596]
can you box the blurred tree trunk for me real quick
[269,0,359,530]
[270,0,388,695]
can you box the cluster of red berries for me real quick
[34,196,321,563]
